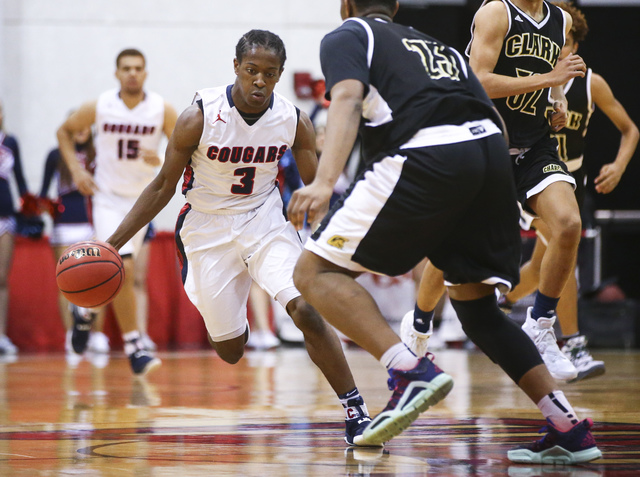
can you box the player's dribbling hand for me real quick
[287,182,333,231]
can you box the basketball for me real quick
[56,240,125,308]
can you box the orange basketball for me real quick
[56,240,125,308]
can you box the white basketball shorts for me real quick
[177,187,302,342]
[49,222,95,247]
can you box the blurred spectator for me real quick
[39,125,110,357]
[0,100,33,354]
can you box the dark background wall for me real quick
[395,3,640,298]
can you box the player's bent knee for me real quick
[286,297,324,333]
[208,334,245,364]
[292,253,314,294]
[451,294,543,383]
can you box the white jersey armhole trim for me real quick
[346,17,374,68]
[451,48,469,78]
[466,0,511,57]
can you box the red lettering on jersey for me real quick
[277,145,288,161]
[230,147,243,164]
[218,147,231,162]
[206,146,219,160]
[102,123,157,136]
[253,147,266,163]
[242,147,254,163]
[266,146,278,162]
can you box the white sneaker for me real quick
[247,330,281,350]
[65,330,74,355]
[562,335,605,383]
[87,332,110,354]
[0,334,18,354]
[140,333,157,352]
[400,310,432,357]
[521,307,578,381]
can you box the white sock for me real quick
[123,330,142,356]
[338,388,369,420]
[537,390,580,431]
[380,342,419,371]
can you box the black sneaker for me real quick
[70,305,95,354]
[508,418,602,464]
[129,349,161,376]
[345,416,379,447]
[359,355,454,446]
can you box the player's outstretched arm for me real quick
[108,105,203,250]
[287,79,363,230]
[591,72,640,194]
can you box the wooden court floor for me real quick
[0,347,638,476]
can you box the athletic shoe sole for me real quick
[507,444,602,464]
[133,357,162,377]
[567,364,606,383]
[359,372,454,446]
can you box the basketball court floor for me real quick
[1,347,638,476]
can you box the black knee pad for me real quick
[450,294,543,383]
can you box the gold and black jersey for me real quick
[469,0,566,148]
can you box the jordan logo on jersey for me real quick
[213,110,226,125]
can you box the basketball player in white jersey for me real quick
[105,30,374,446]
[57,48,177,375]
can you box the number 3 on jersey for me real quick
[118,139,140,159]
[231,167,256,195]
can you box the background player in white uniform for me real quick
[57,48,177,375]
[105,30,374,446]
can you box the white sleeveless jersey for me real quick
[94,88,165,197]
[183,85,299,213]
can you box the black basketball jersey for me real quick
[548,69,594,165]
[467,0,566,148]
[320,16,500,163]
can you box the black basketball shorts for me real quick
[306,132,521,290]
[510,135,576,214]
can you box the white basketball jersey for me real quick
[94,88,165,197]
[183,85,299,213]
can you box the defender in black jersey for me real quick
[503,1,639,382]
[288,0,599,462]
[467,0,588,382]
